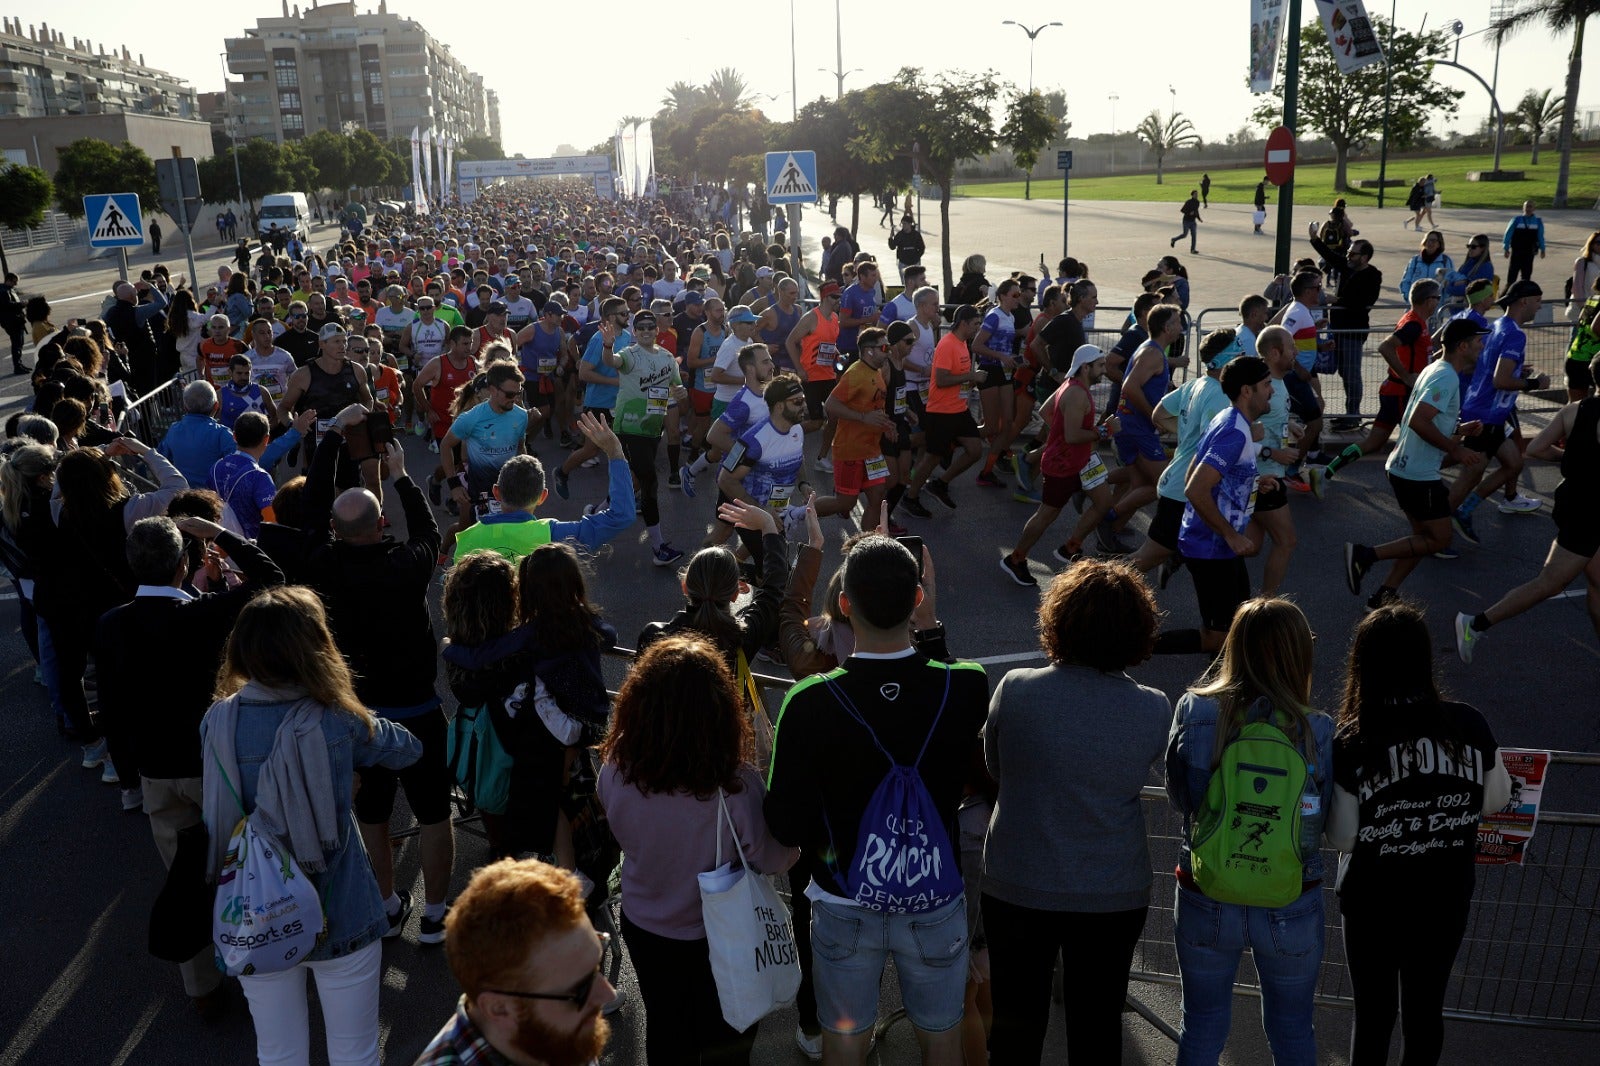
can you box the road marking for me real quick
[0,890,123,1066]
[969,651,1046,666]
[0,590,17,601]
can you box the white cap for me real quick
[1068,344,1105,377]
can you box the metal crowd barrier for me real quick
[1130,750,1600,1034]
[117,369,200,449]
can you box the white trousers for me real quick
[239,939,383,1066]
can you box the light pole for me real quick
[1169,84,1177,121]
[817,66,862,99]
[1001,20,1061,94]
[1487,1,1515,173]
[817,0,861,100]
[789,0,798,121]
[1108,93,1118,172]
[219,51,245,213]
[1377,0,1398,208]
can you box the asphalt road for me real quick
[2,204,1597,1065]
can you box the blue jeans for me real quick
[1174,883,1323,1066]
[810,895,968,1036]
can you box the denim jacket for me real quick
[201,683,422,962]
[1164,692,1335,883]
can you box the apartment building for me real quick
[0,17,197,119]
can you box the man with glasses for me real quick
[278,300,320,367]
[598,309,689,566]
[788,281,844,471]
[502,275,536,332]
[415,859,616,1065]
[440,362,529,547]
[1328,240,1383,432]
[812,326,897,529]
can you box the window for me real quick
[368,87,383,105]
[281,112,303,130]
[279,91,300,110]
[274,62,298,88]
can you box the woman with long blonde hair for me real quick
[1164,597,1334,1065]
[201,585,421,1066]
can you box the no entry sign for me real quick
[1264,126,1296,187]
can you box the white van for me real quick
[258,192,311,240]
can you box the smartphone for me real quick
[896,535,925,579]
[366,408,395,446]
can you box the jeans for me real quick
[1342,896,1470,1066]
[238,939,382,1065]
[1336,333,1366,416]
[1174,883,1323,1066]
[811,895,968,1036]
[621,910,756,1066]
[982,894,1147,1064]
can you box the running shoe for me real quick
[426,475,442,506]
[80,737,107,769]
[1051,544,1081,566]
[667,470,681,488]
[1306,467,1326,499]
[100,760,121,785]
[418,903,451,946]
[900,495,933,518]
[1013,456,1035,495]
[1158,556,1184,590]
[1305,450,1340,467]
[975,470,1006,489]
[652,543,685,567]
[795,1027,823,1062]
[1452,513,1480,545]
[554,468,570,500]
[1434,545,1460,560]
[1098,520,1134,555]
[1012,489,1042,505]
[1366,586,1399,611]
[121,786,144,812]
[679,464,697,498]
[999,554,1037,587]
[1454,611,1480,664]
[560,432,575,449]
[925,478,956,509]
[1283,474,1311,494]
[814,457,833,473]
[383,891,413,939]
[1343,543,1370,595]
[427,439,440,454]
[1498,495,1541,514]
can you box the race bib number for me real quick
[864,455,889,483]
[818,342,838,359]
[767,482,795,513]
[894,386,909,416]
[1080,452,1109,491]
[919,381,931,404]
[646,386,669,417]
[315,417,337,439]
[375,387,390,404]
[538,354,558,374]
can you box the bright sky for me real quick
[58,0,1591,158]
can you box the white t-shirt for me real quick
[711,334,748,403]
[653,277,685,302]
[248,347,297,402]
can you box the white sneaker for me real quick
[1498,495,1542,514]
[80,738,108,769]
[100,761,121,785]
[795,1026,823,1060]
[581,455,601,468]
[121,786,144,812]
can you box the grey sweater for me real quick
[981,663,1171,912]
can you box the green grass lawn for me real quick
[953,149,1600,211]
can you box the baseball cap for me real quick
[1495,279,1542,308]
[1068,344,1107,377]
[819,281,842,299]
[952,305,982,325]
[1441,317,1491,350]
[318,323,346,340]
[540,300,564,316]
[504,274,522,287]
[727,305,759,324]
[486,300,509,315]
[681,291,704,306]
[755,266,773,278]
[632,310,658,329]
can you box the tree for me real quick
[659,81,703,118]
[0,163,52,275]
[280,142,321,205]
[1511,88,1566,164]
[1494,1,1595,208]
[855,68,1001,295]
[51,138,158,218]
[695,110,769,184]
[346,129,398,194]
[303,129,352,199]
[703,68,753,111]
[1251,17,1462,191]
[1133,110,1200,184]
[456,135,505,162]
[1000,89,1059,200]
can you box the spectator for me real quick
[1399,231,1455,302]
[982,560,1169,1063]
[207,409,315,538]
[414,859,616,1065]
[104,280,167,392]
[200,586,422,1066]
[157,380,239,487]
[600,634,798,1064]
[1165,597,1334,1064]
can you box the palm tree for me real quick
[1134,110,1200,184]
[1512,88,1566,164]
[702,68,753,111]
[659,81,702,118]
[1494,0,1598,207]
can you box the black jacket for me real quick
[94,532,284,779]
[637,531,786,669]
[104,299,159,393]
[301,429,441,710]
[1331,265,1385,333]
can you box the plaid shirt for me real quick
[413,997,513,1066]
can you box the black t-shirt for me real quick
[1333,700,1498,908]
[1039,311,1087,374]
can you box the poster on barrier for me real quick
[1476,748,1549,865]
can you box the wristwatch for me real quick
[1260,445,1274,461]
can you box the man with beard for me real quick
[415,859,616,1065]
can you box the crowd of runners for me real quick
[1,175,1596,1066]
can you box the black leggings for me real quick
[620,910,757,1066]
[621,433,661,527]
[982,894,1147,1064]
[1342,896,1470,1066]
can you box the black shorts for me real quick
[922,410,980,458]
[353,707,452,826]
[1554,486,1600,558]
[1376,392,1405,429]
[803,378,834,421]
[976,365,1010,391]
[1255,482,1288,513]
[1285,373,1322,421]
[1147,496,1186,552]
[1188,556,1251,634]
[1388,474,1450,523]
[1463,423,1508,456]
[582,405,613,423]
[1565,357,1595,393]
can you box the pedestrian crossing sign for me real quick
[766,151,818,205]
[83,193,144,249]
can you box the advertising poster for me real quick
[1315,0,1386,74]
[1476,749,1550,865]
[1249,0,1287,94]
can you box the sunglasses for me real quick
[484,932,611,1007]
[499,387,522,399]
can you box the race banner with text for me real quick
[1476,749,1550,866]
[1314,0,1386,75]
[1249,0,1287,94]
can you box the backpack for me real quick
[445,701,516,815]
[822,669,964,914]
[1189,700,1315,908]
[1319,219,1347,252]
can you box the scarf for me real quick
[203,683,341,879]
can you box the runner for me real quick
[899,305,985,517]
[439,362,529,560]
[1456,395,1600,661]
[681,298,730,458]
[999,344,1121,587]
[812,326,896,530]
[973,279,1025,487]
[1246,324,1305,596]
[554,297,630,498]
[1344,318,1489,610]
[243,316,297,407]
[413,327,479,503]
[512,299,572,448]
[787,281,843,470]
[1100,304,1184,554]
[757,277,803,371]
[717,374,810,568]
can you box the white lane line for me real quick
[969,651,1046,666]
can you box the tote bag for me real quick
[697,788,800,1030]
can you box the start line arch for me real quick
[456,156,615,204]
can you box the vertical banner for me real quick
[1314,0,1386,74]
[1476,749,1551,866]
[635,122,654,202]
[1249,0,1287,94]
[410,127,429,214]
[422,128,436,206]
[444,137,455,202]
[619,124,638,199]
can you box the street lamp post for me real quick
[219,51,246,213]
[817,0,862,99]
[1108,94,1118,172]
[1001,20,1061,94]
